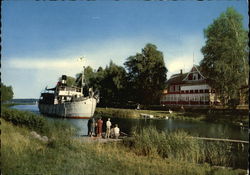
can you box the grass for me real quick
[1,119,247,175]
[95,107,249,126]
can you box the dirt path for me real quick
[76,136,123,143]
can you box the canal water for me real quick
[11,104,248,140]
[11,104,249,169]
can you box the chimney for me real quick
[180,69,183,75]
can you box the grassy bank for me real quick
[95,107,249,126]
[1,119,247,175]
[1,107,247,174]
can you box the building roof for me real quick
[166,65,208,86]
[167,73,188,85]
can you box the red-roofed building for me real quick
[160,65,220,107]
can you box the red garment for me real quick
[97,119,103,136]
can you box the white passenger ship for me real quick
[38,64,99,119]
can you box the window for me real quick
[175,85,179,92]
[195,96,199,101]
[205,96,209,101]
[190,90,194,93]
[199,90,203,93]
[198,74,201,80]
[170,86,174,92]
[188,74,192,80]
[205,89,209,93]
[193,74,198,80]
[201,96,204,101]
[195,90,198,93]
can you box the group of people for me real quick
[87,117,120,139]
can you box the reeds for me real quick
[124,126,233,167]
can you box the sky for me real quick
[1,1,249,99]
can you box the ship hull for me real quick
[38,97,97,119]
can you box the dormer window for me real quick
[193,73,198,80]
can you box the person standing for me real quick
[87,118,92,136]
[97,117,103,137]
[90,117,96,137]
[114,124,120,139]
[105,118,112,139]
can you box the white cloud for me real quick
[163,34,204,77]
[167,55,193,75]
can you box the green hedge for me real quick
[1,107,49,134]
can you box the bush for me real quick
[1,107,49,134]
[1,107,77,138]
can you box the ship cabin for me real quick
[39,75,84,105]
[160,65,220,107]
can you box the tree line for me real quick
[75,43,168,107]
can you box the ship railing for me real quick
[58,86,81,92]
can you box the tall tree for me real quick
[75,63,127,107]
[99,61,127,107]
[1,83,14,102]
[200,7,248,106]
[124,43,168,105]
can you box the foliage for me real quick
[1,82,14,102]
[200,7,249,106]
[124,43,168,105]
[76,62,127,107]
[1,106,76,138]
[74,43,167,107]
[1,107,49,134]
[99,61,127,106]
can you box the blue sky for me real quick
[2,1,248,98]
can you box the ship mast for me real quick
[78,56,85,94]
[82,65,85,88]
